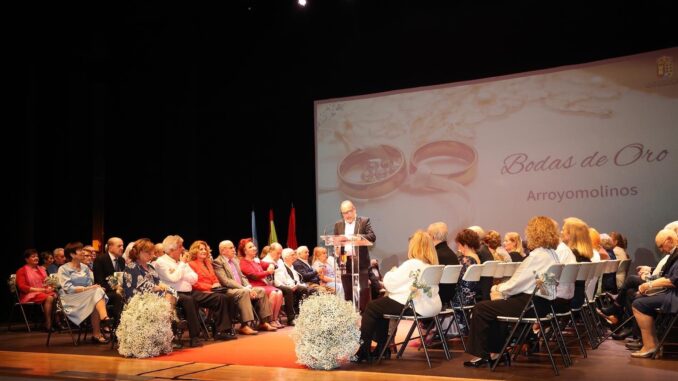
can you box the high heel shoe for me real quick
[630,348,657,358]
[463,357,488,367]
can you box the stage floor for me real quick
[0,326,675,381]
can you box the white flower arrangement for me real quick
[7,274,17,294]
[116,292,174,358]
[533,270,558,298]
[291,292,361,370]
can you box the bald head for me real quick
[107,237,124,257]
[269,242,283,260]
[219,240,236,259]
[655,229,678,254]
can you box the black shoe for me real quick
[371,347,391,360]
[600,304,618,316]
[189,338,203,347]
[351,347,372,364]
[214,331,238,341]
[463,357,488,367]
[612,327,633,340]
[625,340,643,350]
[287,320,296,327]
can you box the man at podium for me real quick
[333,200,376,312]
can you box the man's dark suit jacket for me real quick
[435,241,459,306]
[93,253,126,293]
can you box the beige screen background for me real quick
[315,48,678,268]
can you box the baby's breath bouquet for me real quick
[116,293,174,358]
[106,274,124,296]
[533,270,558,299]
[408,269,432,301]
[291,292,361,370]
[7,274,17,294]
[43,274,61,291]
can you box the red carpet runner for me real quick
[148,329,304,368]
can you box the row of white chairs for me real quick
[377,258,632,372]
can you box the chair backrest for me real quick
[586,262,605,299]
[605,259,620,274]
[559,263,580,286]
[576,262,594,281]
[504,262,521,278]
[462,264,484,282]
[481,261,498,277]
[419,265,445,287]
[617,259,632,277]
[440,265,462,285]
[536,263,564,300]
[494,263,505,279]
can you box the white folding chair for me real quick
[380,265,449,367]
[492,264,567,375]
[437,265,465,351]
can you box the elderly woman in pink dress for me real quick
[15,248,56,331]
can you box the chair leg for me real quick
[412,316,432,368]
[433,316,451,360]
[568,311,588,358]
[18,305,32,333]
[653,313,678,359]
[535,316,559,376]
[397,320,418,359]
[491,320,523,372]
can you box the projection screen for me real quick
[315,48,678,269]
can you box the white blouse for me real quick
[497,247,560,299]
[384,259,442,317]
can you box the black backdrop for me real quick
[8,1,677,320]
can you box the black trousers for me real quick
[276,285,309,322]
[467,294,550,359]
[359,297,405,353]
[177,292,202,338]
[105,290,124,322]
[191,290,235,333]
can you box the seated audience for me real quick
[464,216,561,367]
[629,229,677,357]
[293,245,334,293]
[123,238,176,305]
[212,240,278,333]
[239,239,287,326]
[47,248,65,275]
[93,237,126,323]
[16,249,56,331]
[58,242,112,344]
[428,221,459,306]
[355,230,441,363]
[312,246,343,296]
[504,232,526,262]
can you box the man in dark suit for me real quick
[92,237,126,322]
[333,200,376,312]
[428,222,459,307]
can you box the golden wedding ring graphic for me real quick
[337,140,477,198]
[410,140,478,185]
[337,144,407,199]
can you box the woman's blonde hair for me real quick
[525,216,560,250]
[589,227,601,248]
[562,217,593,259]
[188,240,212,261]
[504,232,523,254]
[408,230,439,265]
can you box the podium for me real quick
[320,234,373,311]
